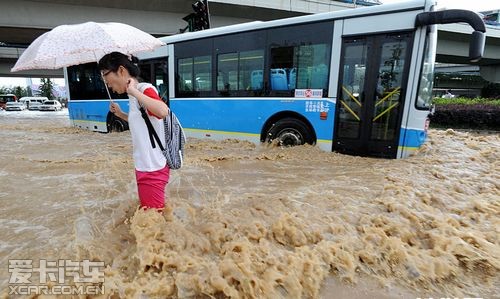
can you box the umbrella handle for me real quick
[100,72,114,103]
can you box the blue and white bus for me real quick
[65,0,485,158]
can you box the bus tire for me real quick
[111,119,126,132]
[106,113,128,133]
[266,118,315,146]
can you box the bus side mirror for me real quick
[416,9,486,63]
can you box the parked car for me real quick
[5,101,27,111]
[39,100,63,111]
[20,97,49,110]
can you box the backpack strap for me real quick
[139,106,166,151]
[136,83,165,152]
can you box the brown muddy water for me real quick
[0,110,498,298]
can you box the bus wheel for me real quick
[107,113,128,133]
[112,119,125,132]
[266,118,314,146]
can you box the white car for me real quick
[5,101,27,111]
[39,100,63,111]
[20,97,49,110]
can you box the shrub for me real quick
[429,102,500,130]
[432,97,500,107]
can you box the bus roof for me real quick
[160,0,427,44]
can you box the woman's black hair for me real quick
[98,52,140,77]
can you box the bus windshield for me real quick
[416,25,437,110]
[0,95,17,102]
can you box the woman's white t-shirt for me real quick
[127,83,167,172]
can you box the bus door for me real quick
[333,32,412,158]
[139,59,169,104]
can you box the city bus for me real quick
[0,94,18,110]
[65,0,485,158]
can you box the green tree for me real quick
[12,86,28,99]
[38,78,55,100]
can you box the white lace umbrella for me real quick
[11,21,165,72]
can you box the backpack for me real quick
[137,83,186,170]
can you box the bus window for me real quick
[178,56,212,94]
[140,63,152,83]
[68,63,127,100]
[270,46,293,91]
[217,53,238,93]
[371,36,409,141]
[216,50,265,95]
[270,44,330,92]
[217,50,264,96]
[178,58,193,92]
[155,62,168,101]
[299,44,330,90]
[338,40,368,139]
[268,21,333,96]
[240,50,264,91]
[194,56,211,91]
[138,59,169,102]
[213,30,266,97]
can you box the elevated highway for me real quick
[437,23,500,82]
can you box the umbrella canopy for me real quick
[11,22,165,72]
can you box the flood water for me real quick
[0,110,498,298]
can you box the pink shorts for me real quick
[135,165,170,210]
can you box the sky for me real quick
[1,0,498,88]
[0,77,65,88]
[381,0,499,11]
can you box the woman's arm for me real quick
[127,79,169,119]
[110,102,128,121]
